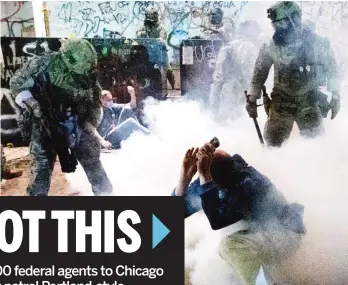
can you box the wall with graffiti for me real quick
[47,1,246,38]
[46,1,248,63]
[0,1,35,37]
[299,1,348,37]
[2,2,348,48]
[3,1,348,65]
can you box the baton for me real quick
[244,91,265,145]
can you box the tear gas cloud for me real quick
[66,3,348,282]
[66,92,348,284]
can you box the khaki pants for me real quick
[219,228,303,285]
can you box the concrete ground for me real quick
[0,146,75,196]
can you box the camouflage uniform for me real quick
[10,39,113,196]
[136,23,167,41]
[248,3,340,147]
[137,24,175,90]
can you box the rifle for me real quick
[262,86,271,117]
[40,106,78,173]
[34,79,78,174]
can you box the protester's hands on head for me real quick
[181,147,199,182]
[196,143,214,183]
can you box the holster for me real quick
[53,122,78,173]
[263,93,271,117]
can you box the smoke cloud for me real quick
[65,3,348,282]
[66,88,348,284]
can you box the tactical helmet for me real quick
[210,8,223,17]
[267,1,302,23]
[145,6,159,23]
[60,39,97,75]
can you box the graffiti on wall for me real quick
[0,1,35,37]
[180,39,224,101]
[47,1,248,39]
[299,2,348,76]
[47,1,248,65]
[300,1,348,37]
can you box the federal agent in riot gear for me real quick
[201,8,234,42]
[210,20,262,119]
[125,45,162,102]
[136,6,175,90]
[136,6,167,40]
[246,1,340,147]
[10,39,113,196]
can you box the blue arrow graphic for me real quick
[152,214,170,249]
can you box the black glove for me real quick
[330,98,340,120]
[246,98,258,118]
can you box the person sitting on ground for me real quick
[172,141,306,285]
[97,86,150,149]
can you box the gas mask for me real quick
[144,8,159,27]
[267,2,302,46]
[272,18,294,45]
[210,8,223,26]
